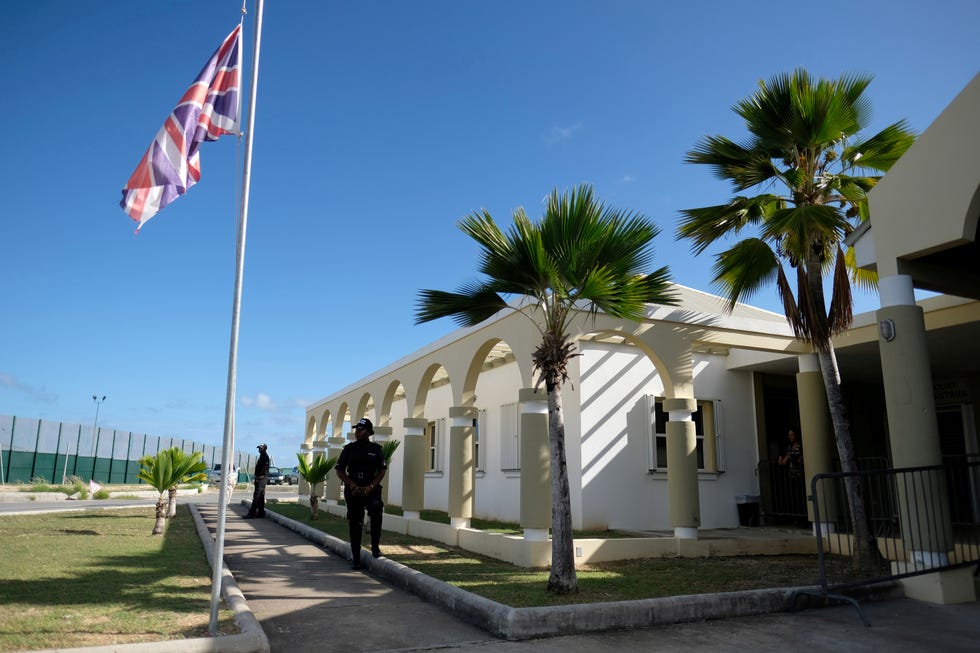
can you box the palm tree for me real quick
[379,438,401,505]
[296,452,337,519]
[381,438,401,465]
[137,447,208,535]
[416,184,678,594]
[677,69,915,562]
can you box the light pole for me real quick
[61,437,72,485]
[92,395,106,456]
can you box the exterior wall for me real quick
[420,382,452,513]
[385,362,527,522]
[577,343,759,530]
[471,361,524,522]
[382,394,409,508]
[865,72,980,278]
[305,287,820,535]
[377,350,588,528]
[366,339,769,532]
[474,363,521,522]
[563,355,586,530]
[577,342,661,530]
[308,288,978,546]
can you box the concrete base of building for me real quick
[895,565,977,605]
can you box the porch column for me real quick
[878,274,952,563]
[372,426,393,504]
[519,388,550,541]
[796,353,837,529]
[402,417,427,520]
[324,431,346,506]
[665,397,700,539]
[448,406,477,529]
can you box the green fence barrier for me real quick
[1,414,257,486]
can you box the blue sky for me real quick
[1,0,978,463]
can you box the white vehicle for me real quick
[209,463,240,485]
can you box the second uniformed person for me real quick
[244,443,270,519]
[336,418,387,569]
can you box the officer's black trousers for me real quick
[345,487,383,562]
[247,478,268,516]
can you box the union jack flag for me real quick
[120,25,242,230]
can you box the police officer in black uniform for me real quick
[336,418,387,569]
[244,443,270,518]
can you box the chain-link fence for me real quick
[0,414,256,485]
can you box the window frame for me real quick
[499,402,521,471]
[426,418,445,472]
[647,397,718,472]
[473,409,487,472]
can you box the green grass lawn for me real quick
[272,503,823,607]
[0,507,238,652]
[0,497,824,650]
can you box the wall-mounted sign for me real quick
[933,379,970,405]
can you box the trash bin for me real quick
[735,494,760,527]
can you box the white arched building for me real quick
[305,286,815,535]
[304,281,979,540]
[302,73,980,578]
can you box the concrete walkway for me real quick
[199,503,493,652]
[195,504,980,652]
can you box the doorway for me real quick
[937,405,979,523]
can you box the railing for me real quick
[800,460,980,624]
[758,459,808,524]
[758,457,890,526]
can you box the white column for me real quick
[519,388,550,541]
[877,273,950,563]
[402,417,427,520]
[665,397,699,540]
[448,406,477,530]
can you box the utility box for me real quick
[735,494,760,527]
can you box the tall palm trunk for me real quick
[152,495,168,535]
[815,347,879,564]
[806,259,878,563]
[546,379,577,594]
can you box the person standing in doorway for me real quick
[336,418,387,569]
[778,428,804,476]
[777,428,805,518]
[244,443,270,518]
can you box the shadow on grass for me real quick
[268,502,825,607]
[0,506,235,643]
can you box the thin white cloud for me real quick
[272,414,299,427]
[621,174,636,183]
[545,122,583,145]
[0,372,57,404]
[240,392,278,411]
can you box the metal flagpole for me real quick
[209,0,264,635]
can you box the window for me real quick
[499,402,520,471]
[638,396,719,472]
[426,419,444,472]
[474,409,487,472]
[426,420,436,470]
